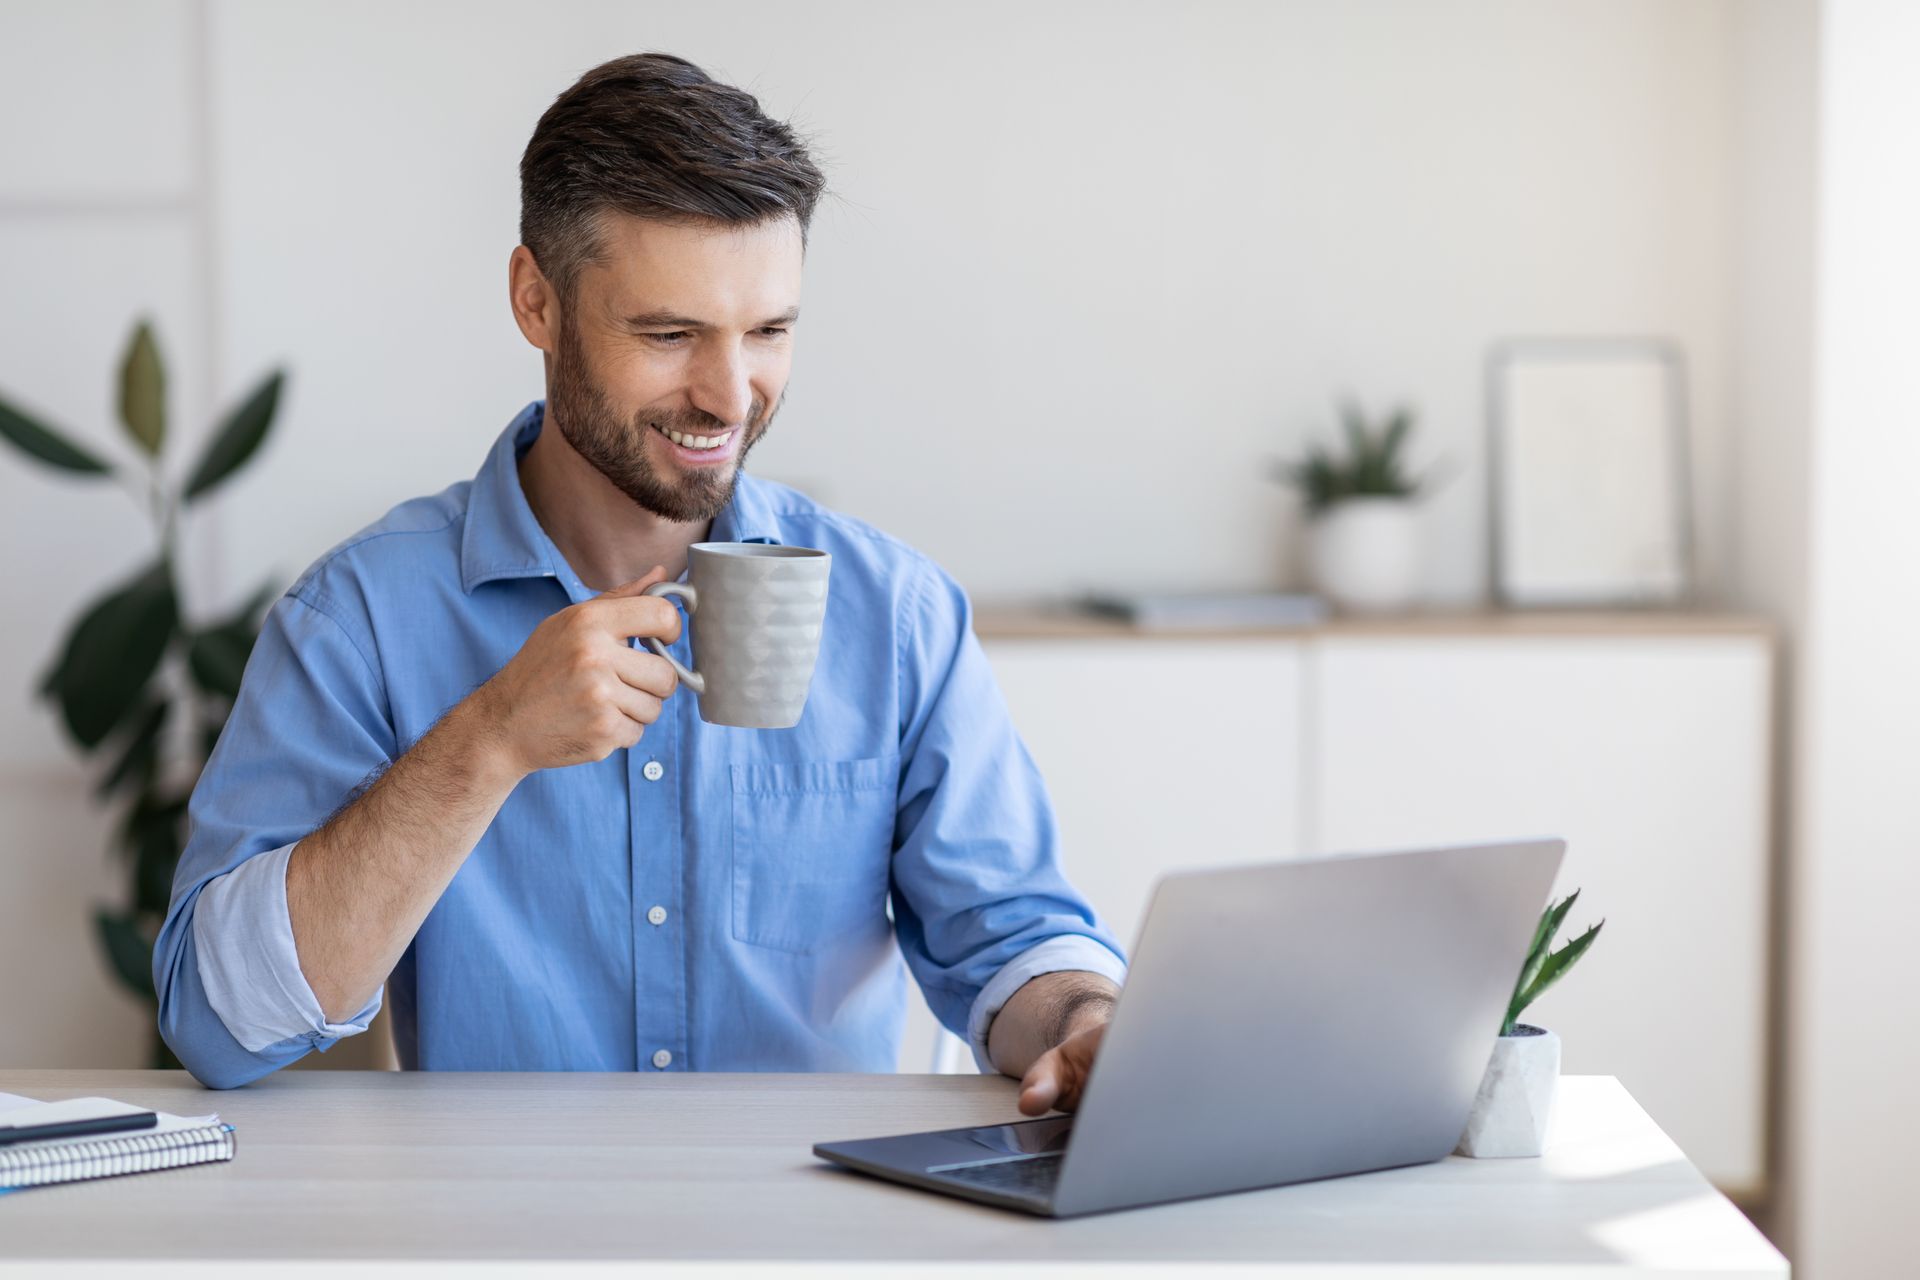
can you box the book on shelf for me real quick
[1078,590,1330,631]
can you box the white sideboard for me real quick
[896,610,1774,1199]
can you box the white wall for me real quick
[1708,0,1920,1270]
[1788,2,1920,1274]
[1727,2,1817,627]
[1,0,1757,1079]
[202,0,1738,608]
[0,0,210,1066]
[1722,0,1817,1260]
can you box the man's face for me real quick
[546,213,803,523]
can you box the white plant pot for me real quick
[1306,497,1421,614]
[1456,1024,1560,1158]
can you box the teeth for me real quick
[654,424,729,451]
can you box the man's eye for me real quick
[645,332,690,346]
[758,327,790,338]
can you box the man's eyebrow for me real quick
[621,306,801,330]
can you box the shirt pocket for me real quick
[730,755,899,954]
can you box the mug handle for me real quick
[641,582,707,694]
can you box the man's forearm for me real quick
[986,969,1120,1078]
[286,697,523,1022]
[282,570,686,1025]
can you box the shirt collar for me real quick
[708,449,782,548]
[460,401,783,594]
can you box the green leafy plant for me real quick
[1276,400,1422,516]
[0,318,285,1066]
[1504,890,1604,1036]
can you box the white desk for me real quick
[0,1070,1786,1276]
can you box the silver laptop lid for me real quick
[1050,838,1565,1217]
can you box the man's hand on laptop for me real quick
[986,970,1121,1116]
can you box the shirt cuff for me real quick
[191,840,382,1053]
[966,935,1128,1074]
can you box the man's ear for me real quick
[507,245,560,353]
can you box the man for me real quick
[156,53,1125,1111]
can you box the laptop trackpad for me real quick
[813,1114,1076,1179]
[933,1115,1074,1170]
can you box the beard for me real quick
[547,316,778,523]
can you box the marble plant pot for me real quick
[1456,1024,1560,1158]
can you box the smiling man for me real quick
[154,53,1126,1107]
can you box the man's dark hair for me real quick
[519,52,825,303]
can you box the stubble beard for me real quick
[547,316,777,524]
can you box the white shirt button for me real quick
[647,905,668,927]
[652,1049,673,1069]
[642,760,664,782]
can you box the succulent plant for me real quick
[1277,400,1422,516]
[1504,890,1604,1036]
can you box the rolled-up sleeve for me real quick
[154,587,396,1088]
[886,560,1128,1071]
[190,841,382,1052]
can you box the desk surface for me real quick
[0,1071,1785,1276]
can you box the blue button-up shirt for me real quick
[155,402,1126,1089]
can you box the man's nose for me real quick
[688,340,754,430]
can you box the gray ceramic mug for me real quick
[642,543,832,729]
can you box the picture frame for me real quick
[1487,338,1693,608]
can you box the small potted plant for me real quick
[1277,400,1426,613]
[1456,890,1604,1158]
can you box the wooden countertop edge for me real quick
[972,606,1780,641]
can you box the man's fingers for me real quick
[583,594,684,645]
[606,680,664,730]
[1017,1024,1106,1116]
[598,566,670,598]
[588,566,681,642]
[611,647,680,699]
[1018,1078,1060,1116]
[1018,1048,1065,1116]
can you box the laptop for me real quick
[814,838,1565,1217]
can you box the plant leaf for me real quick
[1381,406,1412,465]
[1287,398,1426,509]
[183,369,283,503]
[118,788,185,846]
[118,319,166,458]
[96,698,171,800]
[94,909,157,1001]
[120,790,189,921]
[0,394,114,474]
[187,580,276,699]
[132,808,183,915]
[1538,889,1579,955]
[1513,903,1555,989]
[42,560,179,748]
[187,628,254,700]
[1507,891,1580,1030]
[1379,407,1417,497]
[1515,920,1605,1017]
[1342,401,1371,474]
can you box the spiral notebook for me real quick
[0,1093,235,1192]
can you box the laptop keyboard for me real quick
[932,1153,1064,1203]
